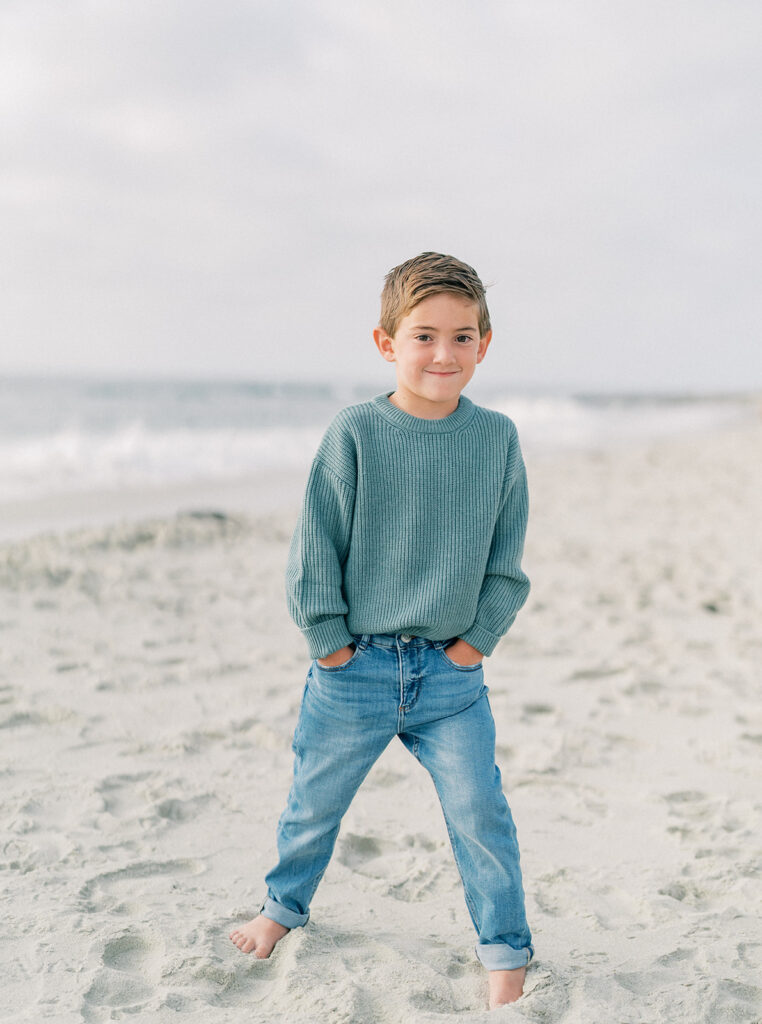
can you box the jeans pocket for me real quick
[314,642,364,673]
[437,646,484,673]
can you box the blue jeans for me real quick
[261,634,533,971]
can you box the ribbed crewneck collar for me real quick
[370,392,476,433]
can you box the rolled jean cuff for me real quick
[260,896,309,930]
[475,942,534,971]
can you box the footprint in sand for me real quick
[708,978,762,1022]
[521,702,556,719]
[656,879,706,905]
[79,858,204,914]
[153,793,215,823]
[655,946,695,966]
[663,789,708,812]
[95,772,152,817]
[532,869,639,930]
[533,869,583,920]
[520,962,571,1018]
[363,766,407,789]
[735,940,761,969]
[81,928,164,1021]
[336,833,399,871]
[336,832,455,902]
[659,792,754,907]
[663,789,721,841]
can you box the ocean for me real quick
[0,375,756,539]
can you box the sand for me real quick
[1,421,760,1023]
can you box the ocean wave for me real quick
[0,386,756,504]
[0,422,322,501]
[491,393,756,448]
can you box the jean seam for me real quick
[440,808,480,930]
[304,863,332,906]
[395,636,404,730]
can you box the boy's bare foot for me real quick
[488,966,526,1009]
[229,915,289,958]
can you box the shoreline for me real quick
[0,467,308,544]
[2,404,758,546]
[2,390,758,547]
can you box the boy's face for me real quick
[373,292,492,418]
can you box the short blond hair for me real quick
[380,252,491,338]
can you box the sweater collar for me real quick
[371,392,476,433]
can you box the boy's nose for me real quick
[431,342,456,365]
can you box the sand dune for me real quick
[1,423,760,1022]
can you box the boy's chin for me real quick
[424,379,468,400]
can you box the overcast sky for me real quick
[1,0,760,392]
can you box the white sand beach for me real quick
[2,419,761,1023]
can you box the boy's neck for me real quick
[388,390,461,420]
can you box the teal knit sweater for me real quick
[286,392,530,659]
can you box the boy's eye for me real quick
[415,334,432,343]
[456,335,474,344]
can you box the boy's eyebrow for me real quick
[411,324,478,331]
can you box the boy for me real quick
[230,252,533,1009]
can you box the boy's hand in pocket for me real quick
[317,644,355,667]
[445,639,484,666]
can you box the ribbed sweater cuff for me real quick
[303,617,355,660]
[460,622,508,658]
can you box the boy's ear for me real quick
[373,327,396,363]
[476,330,492,364]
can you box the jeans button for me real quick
[400,634,413,642]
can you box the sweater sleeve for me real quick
[285,452,357,659]
[459,428,531,657]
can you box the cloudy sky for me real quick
[2,0,760,392]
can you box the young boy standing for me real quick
[230,252,533,1009]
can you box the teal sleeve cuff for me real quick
[459,620,512,658]
[303,617,355,660]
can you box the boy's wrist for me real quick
[304,617,355,660]
[459,623,501,658]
